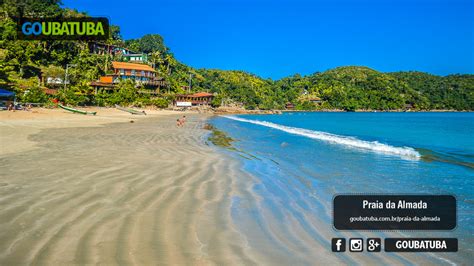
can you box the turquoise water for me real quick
[211,112,474,264]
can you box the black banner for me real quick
[16,17,109,40]
[333,195,456,230]
[385,238,458,252]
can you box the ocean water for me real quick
[211,112,474,264]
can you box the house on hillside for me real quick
[122,53,148,63]
[285,102,295,109]
[89,42,133,56]
[90,61,166,93]
[308,97,322,105]
[298,93,323,106]
[174,92,214,106]
[89,42,150,63]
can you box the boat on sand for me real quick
[115,104,147,115]
[59,104,97,115]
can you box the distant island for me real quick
[1,1,473,111]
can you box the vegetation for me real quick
[204,124,235,149]
[388,72,474,110]
[1,1,473,110]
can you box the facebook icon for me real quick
[332,238,346,252]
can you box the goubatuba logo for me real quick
[17,17,109,40]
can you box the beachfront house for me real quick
[174,92,214,107]
[90,61,166,94]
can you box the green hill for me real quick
[388,71,474,110]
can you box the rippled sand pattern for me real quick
[0,115,261,265]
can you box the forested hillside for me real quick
[388,72,474,110]
[1,0,473,110]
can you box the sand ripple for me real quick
[0,115,256,265]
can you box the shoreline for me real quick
[208,114,471,265]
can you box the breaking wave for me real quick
[223,116,421,160]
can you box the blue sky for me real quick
[63,0,473,79]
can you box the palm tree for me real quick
[164,54,176,75]
[151,51,164,68]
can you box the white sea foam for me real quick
[223,116,421,160]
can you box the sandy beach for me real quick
[0,108,184,155]
[0,108,260,265]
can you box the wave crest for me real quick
[223,116,420,160]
